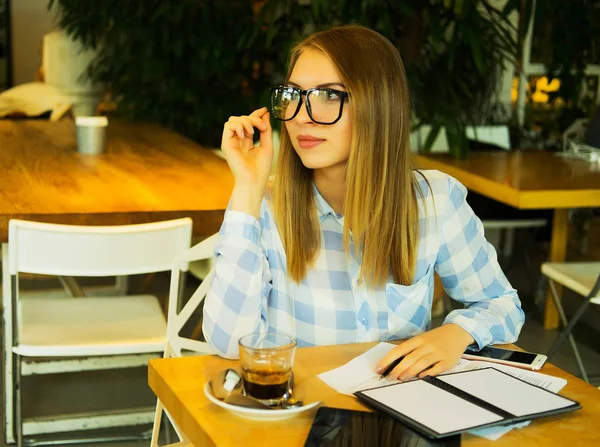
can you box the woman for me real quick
[203,25,524,381]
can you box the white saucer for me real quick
[204,382,320,421]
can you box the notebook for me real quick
[354,367,581,439]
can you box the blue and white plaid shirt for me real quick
[203,170,524,358]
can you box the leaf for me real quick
[501,0,520,17]
[423,124,442,153]
[465,26,485,74]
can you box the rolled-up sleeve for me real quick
[436,176,525,349]
[202,203,273,358]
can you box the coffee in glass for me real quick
[238,332,297,406]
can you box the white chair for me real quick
[542,262,600,383]
[151,233,218,447]
[2,218,193,446]
[482,219,547,261]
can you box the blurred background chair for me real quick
[585,108,600,149]
[562,108,600,151]
[543,262,600,383]
[2,218,192,446]
[151,233,217,447]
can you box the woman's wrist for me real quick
[445,323,475,349]
[230,183,266,219]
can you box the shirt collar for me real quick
[312,183,344,223]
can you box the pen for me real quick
[379,356,405,380]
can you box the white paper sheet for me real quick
[317,342,569,441]
[317,342,398,395]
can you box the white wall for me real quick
[11,0,56,85]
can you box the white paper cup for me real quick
[76,116,108,154]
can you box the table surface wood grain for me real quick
[413,152,600,209]
[0,119,234,241]
[149,342,600,447]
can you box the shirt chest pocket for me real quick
[385,265,434,338]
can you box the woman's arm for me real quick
[202,108,274,358]
[202,202,273,359]
[437,176,525,348]
[376,174,524,380]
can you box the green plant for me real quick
[49,0,267,147]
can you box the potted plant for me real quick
[48,0,266,147]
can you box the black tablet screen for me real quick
[304,407,461,447]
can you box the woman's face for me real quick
[285,49,353,172]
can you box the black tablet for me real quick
[304,407,461,447]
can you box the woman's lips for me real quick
[297,136,326,149]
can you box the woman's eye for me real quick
[327,91,340,100]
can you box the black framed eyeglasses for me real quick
[270,86,349,125]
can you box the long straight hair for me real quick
[273,25,422,288]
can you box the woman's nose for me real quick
[294,97,315,124]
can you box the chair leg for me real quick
[3,243,16,445]
[163,413,172,445]
[546,277,600,383]
[522,229,539,299]
[14,355,23,447]
[547,280,588,373]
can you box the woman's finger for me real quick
[249,106,268,118]
[388,349,423,380]
[236,115,267,134]
[399,353,438,381]
[235,123,245,140]
[259,111,272,150]
[223,122,236,139]
[242,115,267,131]
[377,340,419,373]
[231,115,266,136]
[239,118,255,136]
[418,361,446,379]
[229,116,253,135]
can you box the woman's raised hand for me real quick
[222,107,273,189]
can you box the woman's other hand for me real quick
[376,324,475,380]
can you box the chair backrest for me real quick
[584,108,600,148]
[165,232,218,357]
[151,233,218,447]
[8,218,193,276]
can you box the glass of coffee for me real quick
[238,332,297,406]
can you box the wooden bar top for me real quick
[413,152,600,209]
[0,119,234,240]
[148,342,600,447]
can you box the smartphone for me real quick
[304,406,460,447]
[462,346,547,370]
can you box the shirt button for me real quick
[361,318,368,326]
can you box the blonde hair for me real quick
[273,25,423,287]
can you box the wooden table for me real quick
[148,342,600,447]
[0,119,234,241]
[413,151,600,330]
